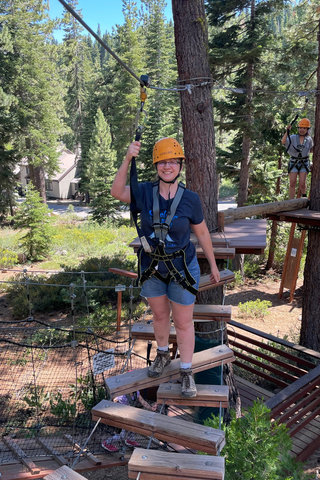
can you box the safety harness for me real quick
[287,136,311,173]
[134,181,198,296]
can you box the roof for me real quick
[50,148,77,182]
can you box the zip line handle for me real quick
[289,114,299,127]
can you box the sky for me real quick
[49,0,173,41]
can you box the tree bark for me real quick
[172,0,241,418]
[172,0,218,231]
[300,20,320,350]
[237,0,255,207]
[28,164,47,202]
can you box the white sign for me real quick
[291,248,297,257]
[93,349,115,374]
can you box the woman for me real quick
[281,118,313,199]
[111,137,220,398]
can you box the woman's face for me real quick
[156,159,182,182]
[298,126,308,135]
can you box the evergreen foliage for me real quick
[86,108,118,222]
[13,184,52,260]
[204,400,311,480]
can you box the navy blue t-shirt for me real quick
[138,182,204,274]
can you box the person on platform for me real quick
[281,118,313,199]
[111,137,220,398]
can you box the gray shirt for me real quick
[285,134,313,159]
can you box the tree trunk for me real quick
[172,0,241,418]
[266,152,282,270]
[172,0,218,231]
[28,164,47,202]
[237,0,255,207]
[300,20,320,350]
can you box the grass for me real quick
[0,214,138,271]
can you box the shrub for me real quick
[0,248,18,268]
[238,299,272,319]
[203,400,311,480]
[13,184,52,260]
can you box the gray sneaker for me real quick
[148,349,171,377]
[180,368,197,398]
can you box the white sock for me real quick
[180,362,192,369]
[158,345,169,352]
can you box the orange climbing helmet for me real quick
[298,118,311,128]
[152,137,185,164]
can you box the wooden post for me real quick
[279,223,306,302]
[115,285,126,332]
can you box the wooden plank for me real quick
[105,344,235,398]
[198,270,234,292]
[228,320,320,361]
[128,448,224,480]
[63,435,101,465]
[227,328,316,370]
[131,323,177,342]
[2,437,41,475]
[157,383,229,407]
[267,208,320,227]
[35,439,67,467]
[108,267,138,279]
[43,466,87,480]
[193,305,232,321]
[92,402,225,455]
[0,455,126,480]
[196,247,235,260]
[265,364,320,411]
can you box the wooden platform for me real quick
[105,344,235,398]
[92,401,225,455]
[130,218,267,256]
[128,448,225,480]
[157,383,229,407]
[267,208,320,227]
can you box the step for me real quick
[157,383,229,408]
[198,269,234,291]
[92,402,225,455]
[43,466,88,480]
[128,448,225,480]
[105,344,235,398]
[193,304,232,321]
[197,246,235,260]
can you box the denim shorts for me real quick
[140,255,200,306]
[288,159,310,173]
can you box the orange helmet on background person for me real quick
[152,138,185,164]
[298,118,311,128]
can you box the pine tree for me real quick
[14,184,52,260]
[2,0,66,200]
[86,108,118,223]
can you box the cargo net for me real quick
[0,268,153,470]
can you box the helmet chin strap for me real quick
[158,174,180,184]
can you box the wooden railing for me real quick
[227,320,319,389]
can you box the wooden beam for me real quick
[157,383,229,407]
[128,448,224,480]
[36,438,67,466]
[92,402,225,455]
[105,344,235,398]
[2,437,41,475]
[221,198,308,224]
